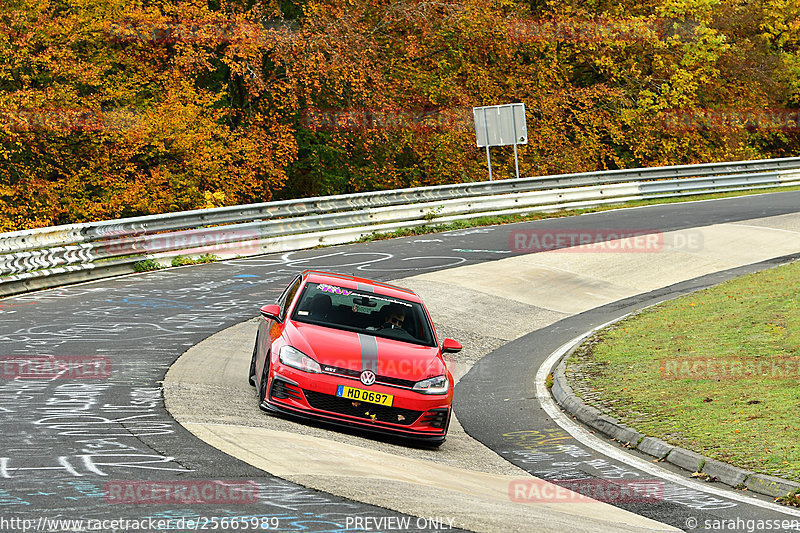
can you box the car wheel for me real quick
[258,351,271,409]
[248,332,259,386]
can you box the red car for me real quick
[248,270,462,446]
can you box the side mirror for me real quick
[442,338,462,354]
[260,304,281,322]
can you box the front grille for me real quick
[321,365,416,389]
[303,390,421,426]
[270,379,302,400]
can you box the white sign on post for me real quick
[473,103,527,180]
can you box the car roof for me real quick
[301,270,422,303]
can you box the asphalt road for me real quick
[1,191,800,532]
[454,255,800,532]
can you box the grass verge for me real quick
[566,259,800,483]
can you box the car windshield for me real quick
[291,282,436,346]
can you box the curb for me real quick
[550,343,800,502]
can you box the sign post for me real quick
[473,103,528,181]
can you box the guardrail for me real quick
[2,157,800,297]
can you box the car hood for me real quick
[286,321,446,381]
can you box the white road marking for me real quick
[535,318,800,517]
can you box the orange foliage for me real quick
[0,0,798,230]
[0,0,295,230]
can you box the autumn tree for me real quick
[0,0,296,230]
[0,0,797,229]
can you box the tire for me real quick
[248,333,259,386]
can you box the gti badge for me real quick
[360,369,376,386]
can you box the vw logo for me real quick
[360,369,376,386]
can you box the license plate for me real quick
[336,385,394,406]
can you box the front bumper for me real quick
[262,369,452,443]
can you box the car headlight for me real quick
[412,375,449,394]
[279,346,322,373]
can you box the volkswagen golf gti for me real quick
[248,270,462,445]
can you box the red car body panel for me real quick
[251,271,458,444]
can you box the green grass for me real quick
[566,259,800,483]
[356,184,800,242]
[132,259,164,272]
[132,254,219,273]
[171,253,219,267]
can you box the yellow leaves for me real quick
[203,190,225,209]
[657,0,722,25]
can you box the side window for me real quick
[275,275,299,306]
[275,285,289,309]
[279,276,302,321]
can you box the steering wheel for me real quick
[377,324,415,341]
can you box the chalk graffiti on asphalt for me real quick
[502,430,737,510]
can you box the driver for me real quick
[381,304,405,330]
[387,308,405,329]
[367,304,405,330]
